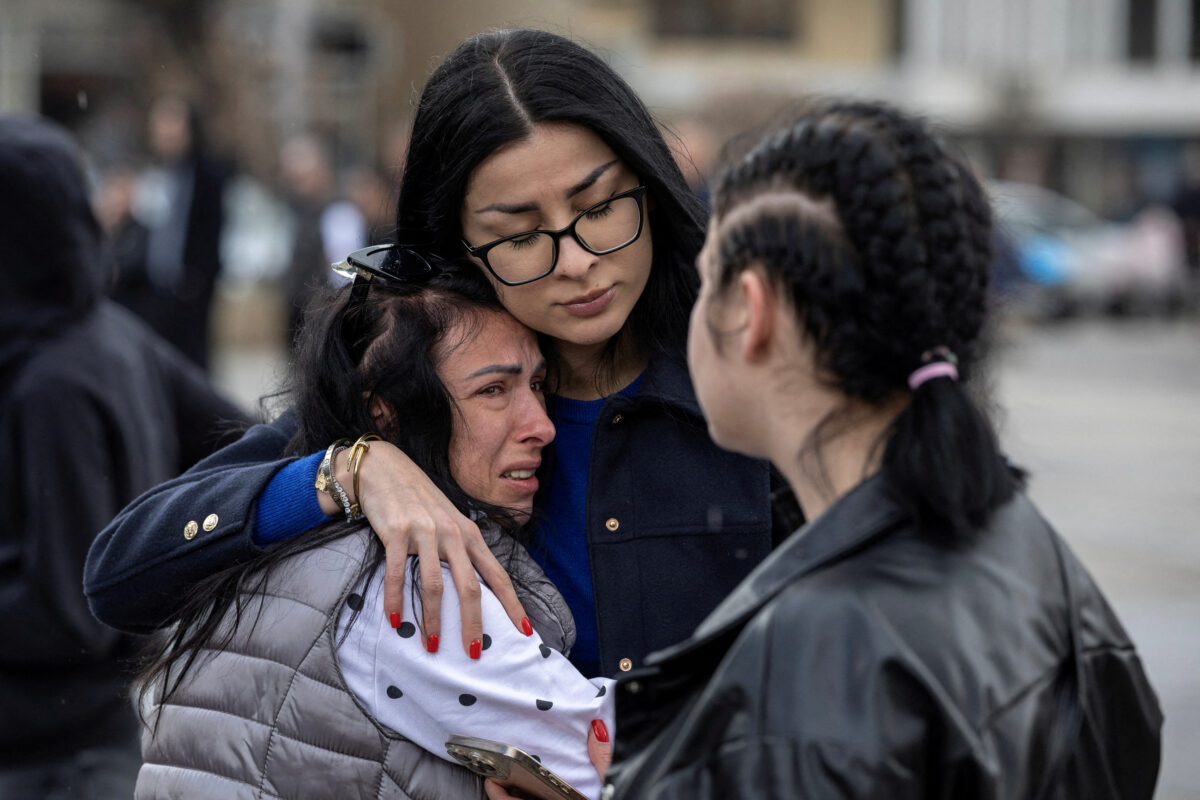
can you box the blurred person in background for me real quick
[95,163,151,314]
[344,163,397,247]
[0,114,248,799]
[280,133,371,348]
[132,95,229,370]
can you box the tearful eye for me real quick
[530,379,545,393]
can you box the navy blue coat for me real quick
[85,352,796,675]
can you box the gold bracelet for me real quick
[347,434,382,519]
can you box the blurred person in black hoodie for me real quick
[0,114,248,798]
[119,96,228,370]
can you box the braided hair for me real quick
[711,98,1018,537]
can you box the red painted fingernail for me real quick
[469,639,482,660]
[521,617,533,636]
[426,634,439,654]
[591,719,609,743]
[389,612,401,628]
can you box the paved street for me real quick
[212,315,1200,798]
[993,317,1200,800]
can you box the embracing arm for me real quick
[84,413,300,632]
[85,413,529,649]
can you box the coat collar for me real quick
[649,473,907,663]
[630,350,702,417]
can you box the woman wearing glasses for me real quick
[136,264,615,798]
[87,29,790,683]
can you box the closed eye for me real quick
[583,201,616,221]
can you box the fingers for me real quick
[588,720,613,781]
[441,523,484,657]
[381,537,409,632]
[483,779,521,800]
[464,530,531,637]
[415,534,444,653]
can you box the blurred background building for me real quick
[4,0,1199,333]
[2,1,1198,796]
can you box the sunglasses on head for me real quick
[332,245,441,357]
[332,244,440,307]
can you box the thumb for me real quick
[588,719,613,780]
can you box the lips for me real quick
[500,461,541,481]
[561,286,615,317]
[500,468,537,480]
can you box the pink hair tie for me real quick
[907,361,959,391]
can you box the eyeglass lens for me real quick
[487,193,642,284]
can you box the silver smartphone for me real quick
[445,734,589,800]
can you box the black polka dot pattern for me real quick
[538,644,552,659]
[397,621,417,638]
[346,593,364,611]
[481,634,492,651]
[386,685,403,699]
[459,694,477,706]
[535,699,553,711]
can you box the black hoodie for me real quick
[0,114,249,767]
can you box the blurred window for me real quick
[1128,0,1158,62]
[652,0,796,39]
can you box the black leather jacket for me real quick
[606,474,1162,799]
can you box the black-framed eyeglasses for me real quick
[461,185,647,286]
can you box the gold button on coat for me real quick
[611,414,623,424]
[183,520,199,540]
[605,518,619,531]
[618,658,633,672]
[202,513,219,532]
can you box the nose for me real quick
[553,231,599,280]
[515,387,556,447]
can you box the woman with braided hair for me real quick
[602,99,1162,798]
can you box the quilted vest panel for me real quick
[136,529,486,800]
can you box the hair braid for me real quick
[708,97,1018,538]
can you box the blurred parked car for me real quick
[988,180,1188,317]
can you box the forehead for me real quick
[464,122,622,202]
[436,310,540,375]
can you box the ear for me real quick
[365,394,392,428]
[738,269,775,363]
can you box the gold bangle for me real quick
[347,434,381,518]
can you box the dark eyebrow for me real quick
[465,364,521,379]
[473,160,619,215]
[567,160,618,199]
[465,358,547,380]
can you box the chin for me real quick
[707,421,758,459]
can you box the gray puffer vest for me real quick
[137,523,575,800]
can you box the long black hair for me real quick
[137,266,519,727]
[710,98,1020,538]
[396,28,705,382]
